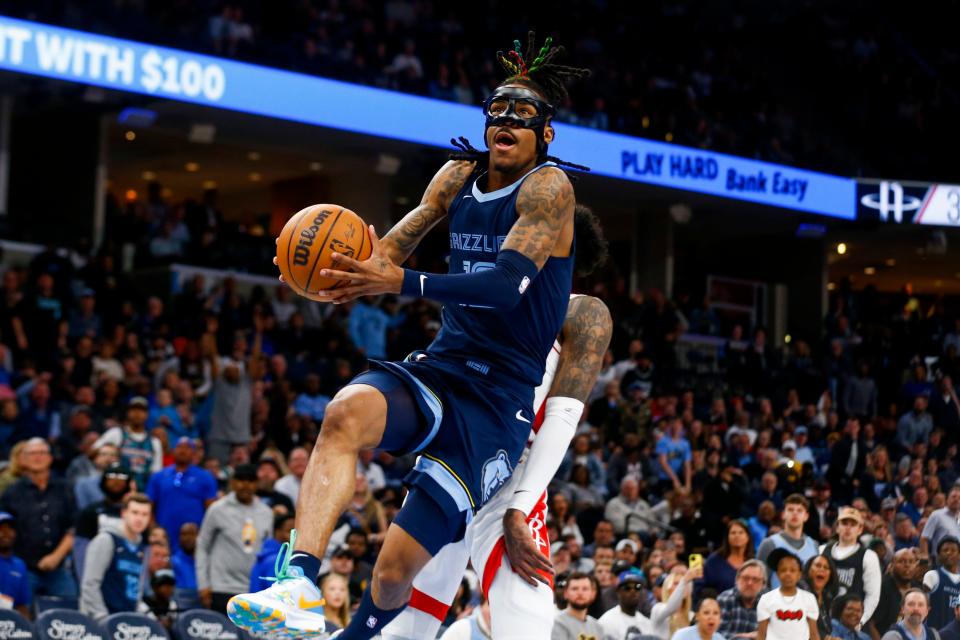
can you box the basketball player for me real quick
[228,33,590,640]
[383,208,611,640]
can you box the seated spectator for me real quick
[703,520,755,596]
[552,571,604,640]
[0,511,30,618]
[831,593,872,640]
[750,471,784,512]
[292,374,330,423]
[274,447,308,506]
[893,513,920,550]
[249,513,295,592]
[551,493,585,547]
[171,523,199,610]
[319,572,350,632]
[718,559,767,638]
[897,395,933,455]
[142,569,179,631]
[605,476,654,537]
[79,493,152,619]
[254,456,295,514]
[562,464,605,512]
[879,590,938,640]
[671,597,724,640]
[598,570,653,638]
[901,487,929,526]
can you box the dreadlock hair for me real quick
[451,32,592,173]
[573,204,608,277]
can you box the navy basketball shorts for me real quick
[348,352,534,552]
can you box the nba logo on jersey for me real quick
[480,450,513,502]
[518,276,531,294]
[366,616,377,628]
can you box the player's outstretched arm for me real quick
[380,160,475,265]
[502,295,612,585]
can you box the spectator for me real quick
[879,589,936,640]
[605,476,654,537]
[827,418,867,503]
[921,486,960,560]
[830,593,871,640]
[439,597,489,639]
[356,450,386,493]
[758,495,821,586]
[870,548,921,636]
[893,513,920,551]
[79,493,152,619]
[143,569,179,631]
[171,523,199,610]
[73,443,121,509]
[844,363,878,419]
[195,463,272,614]
[807,480,838,542]
[147,389,190,441]
[703,520,755,596]
[254,456,295,513]
[16,380,60,441]
[0,437,77,598]
[822,506,882,626]
[598,571,653,638]
[751,471,784,512]
[583,520,615,558]
[319,572,350,632]
[717,559,767,638]
[74,462,134,579]
[671,598,724,640]
[147,437,218,550]
[292,374,330,423]
[757,549,820,640]
[347,298,402,360]
[748,501,777,549]
[656,418,692,494]
[552,571,604,640]
[274,447,309,506]
[901,487,929,527]
[650,565,699,639]
[249,513,295,592]
[896,396,933,455]
[930,377,960,434]
[93,396,163,491]
[922,536,960,630]
[0,511,30,618]
[205,317,263,463]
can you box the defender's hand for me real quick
[502,508,553,587]
[314,226,404,304]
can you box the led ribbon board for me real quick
[0,15,855,218]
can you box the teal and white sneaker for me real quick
[227,530,328,638]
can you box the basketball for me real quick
[275,204,373,299]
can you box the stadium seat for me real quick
[33,597,78,614]
[0,608,35,639]
[35,610,103,640]
[102,613,168,640]
[174,609,243,640]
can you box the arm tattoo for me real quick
[549,296,613,401]
[381,160,474,264]
[502,167,574,269]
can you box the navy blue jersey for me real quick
[426,162,574,389]
[928,567,960,629]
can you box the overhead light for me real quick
[161,187,173,198]
[185,162,199,172]
[836,243,847,255]
[125,189,137,201]
[641,116,650,129]
[247,151,261,161]
[827,282,836,291]
[124,131,136,141]
[141,171,156,181]
[249,172,261,182]
[885,258,896,267]
[864,267,876,275]
[202,180,217,189]
[309,162,323,171]
[784,334,792,344]
[665,132,674,142]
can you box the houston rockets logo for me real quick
[775,610,803,621]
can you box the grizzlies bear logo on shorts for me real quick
[481,450,513,502]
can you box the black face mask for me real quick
[482,86,555,157]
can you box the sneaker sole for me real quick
[227,596,328,639]
[227,596,287,633]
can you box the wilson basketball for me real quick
[275,204,372,299]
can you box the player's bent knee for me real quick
[318,385,386,449]
[372,559,415,607]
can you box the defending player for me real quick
[228,33,590,639]
[383,205,611,640]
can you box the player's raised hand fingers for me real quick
[273,256,278,266]
[327,252,364,272]
[319,266,367,282]
[367,225,383,253]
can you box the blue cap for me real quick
[0,512,15,525]
[618,568,645,584]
